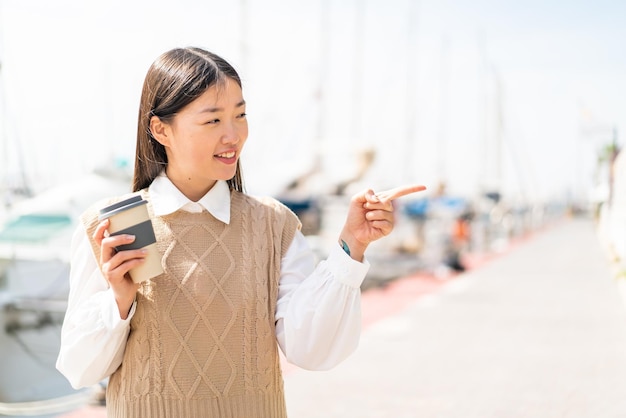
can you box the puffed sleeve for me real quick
[56,224,136,389]
[275,230,369,370]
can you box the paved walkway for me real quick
[56,217,626,417]
[283,217,626,417]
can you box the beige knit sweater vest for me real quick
[81,189,301,418]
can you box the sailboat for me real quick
[0,159,132,416]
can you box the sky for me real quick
[0,0,624,205]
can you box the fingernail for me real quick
[125,235,136,241]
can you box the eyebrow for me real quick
[199,100,246,114]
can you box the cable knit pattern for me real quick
[81,189,300,418]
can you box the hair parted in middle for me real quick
[132,47,245,193]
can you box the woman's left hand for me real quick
[339,184,426,261]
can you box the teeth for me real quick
[217,152,235,158]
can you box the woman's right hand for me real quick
[94,219,144,319]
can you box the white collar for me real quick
[148,173,231,224]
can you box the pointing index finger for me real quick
[376,184,427,202]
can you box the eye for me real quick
[238,112,247,119]
[206,118,220,124]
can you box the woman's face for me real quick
[159,77,248,199]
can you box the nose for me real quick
[221,121,247,145]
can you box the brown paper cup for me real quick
[98,195,163,283]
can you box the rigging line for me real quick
[488,65,538,201]
[501,98,542,201]
[490,70,534,202]
[501,129,531,201]
[6,326,50,367]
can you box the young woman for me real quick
[56,46,424,417]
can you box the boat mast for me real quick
[352,0,364,147]
[312,0,330,173]
[239,0,248,74]
[0,2,31,207]
[436,36,449,186]
[316,0,330,144]
[0,0,7,205]
[404,0,420,182]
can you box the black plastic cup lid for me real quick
[98,195,148,220]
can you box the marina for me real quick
[0,1,624,416]
[0,166,571,417]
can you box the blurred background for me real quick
[0,0,624,416]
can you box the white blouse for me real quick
[56,175,369,389]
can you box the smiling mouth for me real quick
[216,151,236,159]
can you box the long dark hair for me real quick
[132,47,245,193]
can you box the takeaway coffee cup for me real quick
[98,195,163,283]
